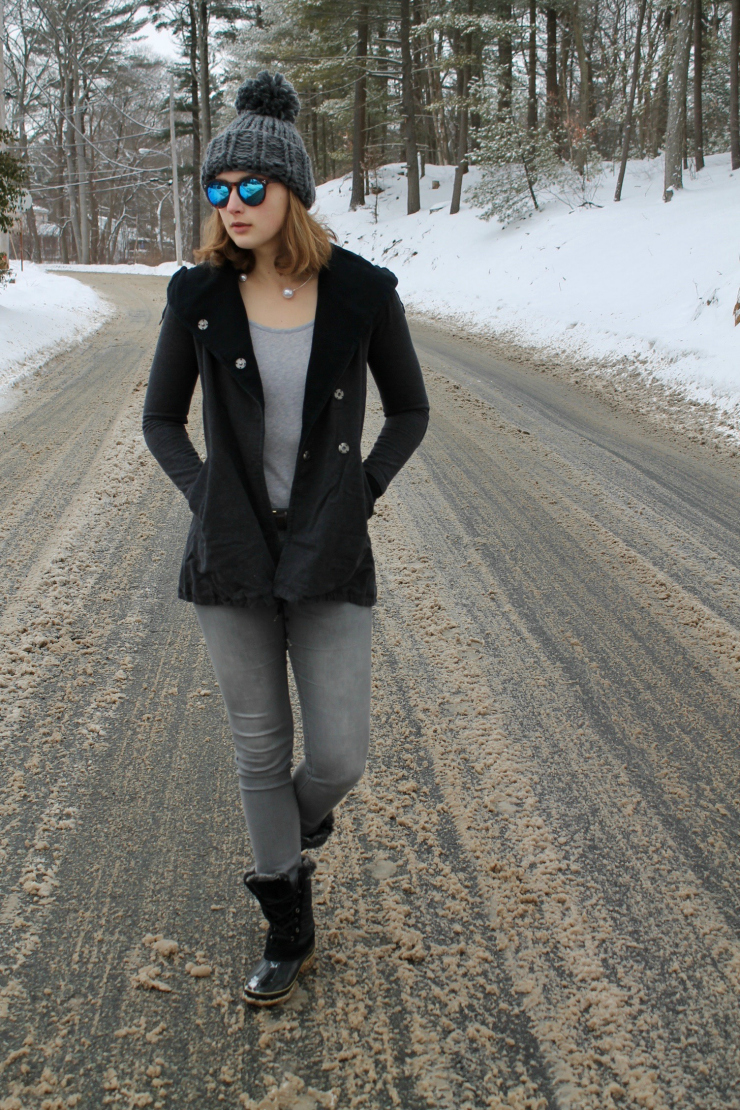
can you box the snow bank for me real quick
[0,262,113,402]
[315,153,740,410]
[46,261,191,276]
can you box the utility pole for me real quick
[0,0,9,262]
[169,75,183,266]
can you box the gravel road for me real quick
[1,274,738,1110]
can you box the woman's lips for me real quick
[231,223,252,231]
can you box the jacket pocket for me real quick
[362,467,376,519]
[187,459,209,517]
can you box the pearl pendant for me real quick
[282,288,295,298]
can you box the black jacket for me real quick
[142,243,429,607]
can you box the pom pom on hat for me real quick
[235,70,300,123]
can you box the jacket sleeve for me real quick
[142,304,205,507]
[364,287,430,501]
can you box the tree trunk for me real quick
[376,20,390,163]
[450,0,472,215]
[54,102,70,263]
[73,65,90,264]
[693,0,704,168]
[188,1,202,252]
[63,74,82,261]
[469,34,485,144]
[412,0,433,166]
[198,0,211,149]
[663,0,693,198]
[546,8,559,132]
[89,145,99,263]
[423,28,441,162]
[558,11,572,153]
[400,0,420,213]
[310,88,320,173]
[638,2,658,156]
[731,0,740,169]
[497,0,513,114]
[615,0,647,199]
[351,5,369,208]
[435,29,453,162]
[572,0,591,134]
[17,113,41,261]
[528,0,538,130]
[651,7,673,158]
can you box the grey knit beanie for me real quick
[200,71,316,209]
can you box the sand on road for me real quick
[0,273,738,1110]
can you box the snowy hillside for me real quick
[316,153,739,413]
[0,264,113,407]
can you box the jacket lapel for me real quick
[165,243,398,437]
[299,244,397,446]
[166,260,263,404]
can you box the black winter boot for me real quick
[242,856,316,1006]
[300,810,335,852]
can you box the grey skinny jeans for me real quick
[194,595,372,877]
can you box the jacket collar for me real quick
[166,243,398,445]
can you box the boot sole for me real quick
[243,947,316,1007]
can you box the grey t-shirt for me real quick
[248,318,314,510]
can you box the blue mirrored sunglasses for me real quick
[205,176,270,209]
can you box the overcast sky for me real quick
[134,10,181,61]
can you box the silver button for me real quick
[334,388,344,400]
[198,318,208,330]
[338,442,349,454]
[235,358,246,369]
[302,450,310,460]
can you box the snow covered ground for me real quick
[46,261,188,277]
[316,152,740,414]
[0,262,113,407]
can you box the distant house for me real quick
[32,206,64,262]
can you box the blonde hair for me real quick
[194,188,337,278]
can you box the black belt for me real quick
[272,509,289,529]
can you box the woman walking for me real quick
[142,70,429,1006]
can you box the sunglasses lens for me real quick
[238,178,267,206]
[206,181,231,208]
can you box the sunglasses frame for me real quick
[205,174,273,209]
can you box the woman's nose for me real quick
[226,190,246,214]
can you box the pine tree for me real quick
[466,83,567,225]
[0,128,26,279]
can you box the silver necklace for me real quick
[281,274,314,299]
[239,272,314,299]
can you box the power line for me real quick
[7,46,168,172]
[37,172,173,191]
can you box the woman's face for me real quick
[214,169,290,253]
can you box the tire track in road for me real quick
[1,275,739,1109]
[0,275,167,618]
[410,373,740,919]
[408,320,740,630]
[364,364,740,1108]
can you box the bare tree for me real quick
[693,0,704,169]
[615,0,647,199]
[731,0,740,168]
[663,0,693,198]
[350,4,368,209]
[400,0,420,213]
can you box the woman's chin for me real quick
[228,229,256,248]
